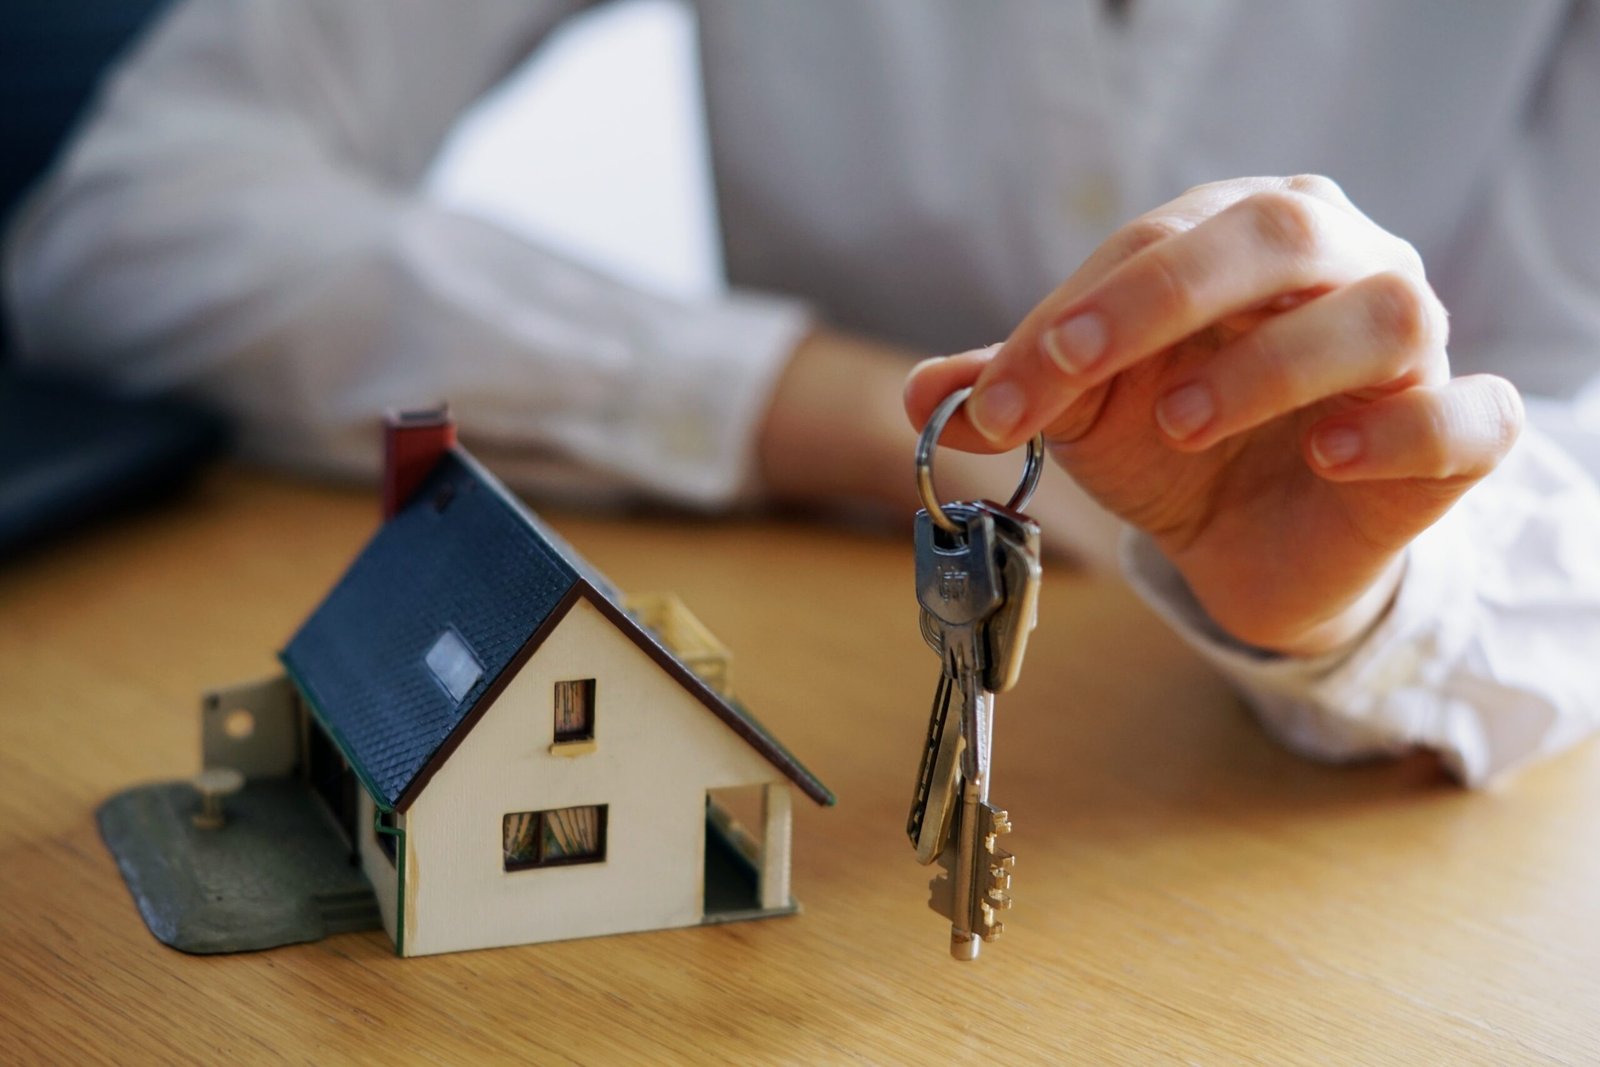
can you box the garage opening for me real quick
[703,786,764,917]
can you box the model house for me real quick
[192,409,833,957]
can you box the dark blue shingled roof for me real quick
[280,447,834,811]
[281,452,580,808]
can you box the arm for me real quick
[906,0,1600,791]
[1161,1,1600,785]
[2,0,1131,552]
[1121,425,1600,785]
[1,0,810,507]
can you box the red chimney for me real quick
[383,406,456,519]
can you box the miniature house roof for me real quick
[281,448,834,811]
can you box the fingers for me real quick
[968,183,1426,447]
[1053,175,1358,301]
[1153,271,1449,450]
[1305,375,1524,484]
[942,179,1341,442]
[902,346,1003,452]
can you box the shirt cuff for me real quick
[622,287,815,509]
[1119,520,1472,772]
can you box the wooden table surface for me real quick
[3,468,1597,1066]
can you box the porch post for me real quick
[759,782,792,910]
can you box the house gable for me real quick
[401,596,791,954]
[281,444,832,815]
[397,581,835,809]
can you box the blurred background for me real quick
[429,0,720,304]
[0,0,700,556]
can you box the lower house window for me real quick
[503,805,608,871]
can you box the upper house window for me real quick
[426,628,483,704]
[553,679,595,743]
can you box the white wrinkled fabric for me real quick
[6,0,1600,781]
[1125,428,1600,785]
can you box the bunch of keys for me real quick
[907,386,1044,961]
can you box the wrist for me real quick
[756,328,925,510]
[1155,531,1408,660]
[1251,555,1407,659]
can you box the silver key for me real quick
[981,502,1042,695]
[907,386,1044,960]
[906,502,1038,865]
[926,505,1037,958]
[911,505,1006,959]
[907,505,1003,866]
[907,669,962,865]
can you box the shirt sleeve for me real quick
[1122,427,1600,786]
[1,0,813,508]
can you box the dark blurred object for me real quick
[0,0,171,225]
[0,370,226,558]
[1,0,172,349]
[1,2,228,558]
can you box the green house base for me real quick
[97,778,381,954]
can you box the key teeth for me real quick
[978,900,1006,942]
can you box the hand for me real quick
[759,329,1120,565]
[905,176,1524,656]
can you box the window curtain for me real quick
[503,811,538,864]
[544,805,599,858]
[554,680,593,738]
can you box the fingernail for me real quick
[1311,426,1362,468]
[1042,312,1109,373]
[968,380,1027,443]
[1155,382,1215,441]
[911,343,1002,379]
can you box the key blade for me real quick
[927,842,956,921]
[907,673,963,864]
[956,670,991,785]
[947,776,984,961]
[918,608,943,655]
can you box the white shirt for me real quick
[6,0,1600,784]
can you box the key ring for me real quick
[915,386,1045,533]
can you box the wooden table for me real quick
[3,468,1597,1065]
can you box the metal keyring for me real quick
[915,386,1045,533]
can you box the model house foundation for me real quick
[100,408,833,957]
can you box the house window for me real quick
[553,679,596,743]
[503,805,608,871]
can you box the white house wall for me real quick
[402,596,786,957]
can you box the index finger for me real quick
[908,176,1357,449]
